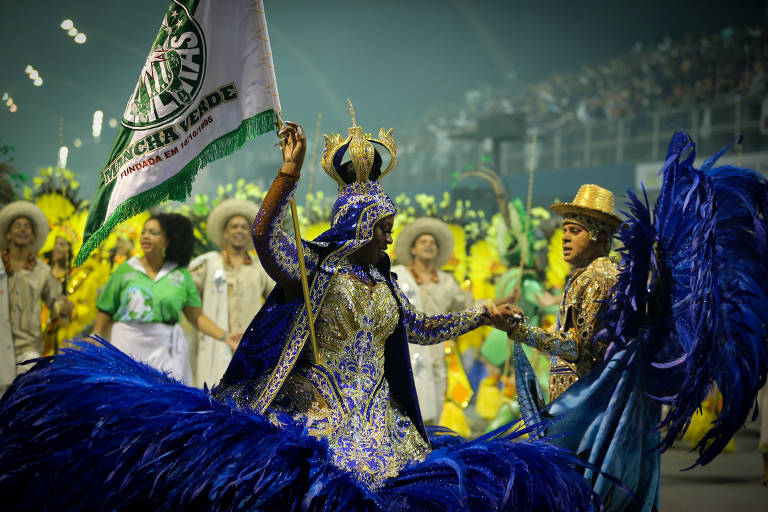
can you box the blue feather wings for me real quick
[600,132,768,466]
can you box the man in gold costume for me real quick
[507,185,621,401]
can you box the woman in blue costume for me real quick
[0,115,600,511]
[510,133,768,511]
[218,116,518,486]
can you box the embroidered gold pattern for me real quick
[509,256,618,401]
[233,261,484,486]
[277,265,427,487]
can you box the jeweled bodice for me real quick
[281,261,428,487]
[315,264,398,388]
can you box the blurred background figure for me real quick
[109,233,136,270]
[0,201,73,382]
[44,234,72,289]
[189,198,273,388]
[92,213,240,385]
[392,217,473,426]
[390,216,514,434]
[41,231,75,354]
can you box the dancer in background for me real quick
[93,213,241,385]
[391,217,477,426]
[0,201,73,378]
[189,198,273,388]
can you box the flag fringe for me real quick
[74,109,278,266]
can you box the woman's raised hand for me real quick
[279,121,306,175]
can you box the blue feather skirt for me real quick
[0,339,600,512]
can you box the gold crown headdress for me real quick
[321,99,397,189]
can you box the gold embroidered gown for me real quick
[247,172,484,487]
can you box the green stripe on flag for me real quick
[74,109,277,266]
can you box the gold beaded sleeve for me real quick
[395,283,485,345]
[507,323,579,361]
[252,172,319,288]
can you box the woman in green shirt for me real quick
[93,213,241,385]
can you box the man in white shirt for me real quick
[0,201,73,390]
[391,217,477,424]
[189,199,273,388]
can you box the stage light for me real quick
[93,110,104,138]
[58,146,69,168]
[67,27,77,36]
[2,93,17,113]
[73,138,83,148]
[74,33,86,44]
[61,19,74,30]
[26,66,42,86]
[108,118,118,128]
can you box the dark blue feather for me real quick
[600,133,768,467]
[0,338,600,511]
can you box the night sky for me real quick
[0,0,764,200]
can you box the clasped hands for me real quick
[482,302,525,332]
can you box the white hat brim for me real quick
[0,201,50,255]
[394,217,454,268]
[207,199,261,249]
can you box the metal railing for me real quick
[394,97,767,187]
[501,96,767,174]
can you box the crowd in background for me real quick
[395,21,768,185]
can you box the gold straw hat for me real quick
[550,184,622,232]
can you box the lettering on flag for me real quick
[75,0,281,266]
[123,1,206,129]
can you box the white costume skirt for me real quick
[111,322,193,385]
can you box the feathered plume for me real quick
[600,132,768,466]
[0,339,600,511]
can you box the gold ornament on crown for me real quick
[321,99,397,189]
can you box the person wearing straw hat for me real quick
[506,184,621,401]
[391,217,478,425]
[0,201,73,387]
[188,198,273,388]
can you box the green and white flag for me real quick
[75,0,280,265]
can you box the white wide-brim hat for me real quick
[394,217,454,268]
[207,198,260,249]
[0,201,50,254]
